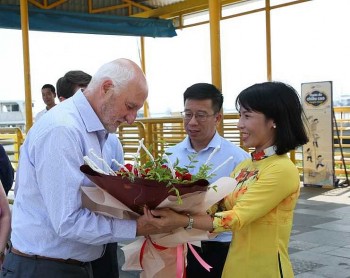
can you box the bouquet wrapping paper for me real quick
[81,165,237,277]
[80,164,209,214]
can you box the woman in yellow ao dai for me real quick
[145,81,309,278]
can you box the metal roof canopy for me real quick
[0,0,310,132]
[0,4,176,37]
[0,0,180,131]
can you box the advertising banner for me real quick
[301,81,334,187]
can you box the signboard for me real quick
[301,81,334,187]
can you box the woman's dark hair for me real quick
[56,70,91,99]
[183,83,223,113]
[235,81,309,155]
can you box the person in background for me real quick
[145,81,309,278]
[166,83,249,277]
[0,144,14,195]
[35,84,56,122]
[0,181,11,268]
[56,70,91,102]
[56,69,124,278]
[2,58,169,278]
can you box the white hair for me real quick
[88,59,135,91]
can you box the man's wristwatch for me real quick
[185,214,194,230]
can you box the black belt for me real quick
[11,247,86,266]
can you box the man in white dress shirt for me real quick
[35,84,57,122]
[2,58,167,278]
[56,69,124,278]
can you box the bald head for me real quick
[84,58,148,132]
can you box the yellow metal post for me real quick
[20,0,33,132]
[140,36,150,118]
[209,0,223,134]
[265,0,272,81]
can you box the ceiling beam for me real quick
[131,0,247,19]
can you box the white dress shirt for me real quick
[34,108,48,122]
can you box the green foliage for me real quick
[115,151,215,204]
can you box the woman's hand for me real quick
[143,207,189,231]
[136,207,186,236]
[138,207,215,235]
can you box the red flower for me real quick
[114,152,212,188]
[235,169,249,183]
[175,171,183,179]
[124,163,133,172]
[182,173,192,181]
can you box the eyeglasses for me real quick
[180,111,216,122]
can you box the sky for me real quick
[0,30,142,114]
[0,0,349,116]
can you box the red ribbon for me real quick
[139,239,212,277]
[139,237,167,269]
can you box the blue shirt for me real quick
[166,132,249,184]
[166,132,249,242]
[11,91,136,262]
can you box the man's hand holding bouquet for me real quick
[80,139,237,278]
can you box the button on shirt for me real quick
[166,132,249,242]
[11,91,136,262]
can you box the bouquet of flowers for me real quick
[80,139,237,278]
[80,163,209,214]
[80,139,214,214]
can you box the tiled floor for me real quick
[118,184,350,277]
[290,185,350,278]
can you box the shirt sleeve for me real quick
[212,160,299,233]
[33,126,136,244]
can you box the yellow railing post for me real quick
[0,127,24,170]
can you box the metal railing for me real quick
[0,127,24,171]
[117,114,244,160]
[1,106,349,179]
[117,109,350,178]
[333,107,350,175]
